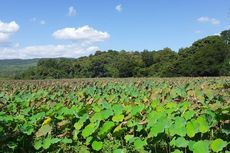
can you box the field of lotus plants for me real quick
[0,78,229,153]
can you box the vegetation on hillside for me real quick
[0,59,39,78]
[16,29,230,79]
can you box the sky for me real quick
[0,0,230,59]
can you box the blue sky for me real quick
[0,0,230,59]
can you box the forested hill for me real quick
[0,59,39,78]
[8,29,230,79]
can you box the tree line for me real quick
[17,29,230,79]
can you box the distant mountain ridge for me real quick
[0,59,39,78]
[0,58,76,78]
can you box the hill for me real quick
[15,29,230,79]
[0,59,39,78]
[1,29,230,79]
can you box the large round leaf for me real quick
[174,117,186,137]
[131,105,144,116]
[82,123,98,138]
[211,139,228,152]
[193,140,210,153]
[197,116,209,133]
[43,137,52,149]
[74,114,88,130]
[148,118,167,137]
[170,137,188,148]
[98,121,115,137]
[183,110,195,121]
[172,150,183,153]
[92,141,103,151]
[112,114,124,122]
[134,138,147,151]
[101,109,114,120]
[112,104,123,115]
[186,119,199,138]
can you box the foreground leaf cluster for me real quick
[0,78,229,152]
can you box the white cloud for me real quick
[197,16,220,25]
[40,20,46,25]
[210,18,220,25]
[86,46,99,52]
[213,32,221,36]
[115,4,122,12]
[30,18,46,25]
[0,44,99,59]
[68,6,77,16]
[0,21,19,43]
[197,16,209,22]
[0,33,10,43]
[53,25,110,43]
[0,21,19,33]
[0,25,109,59]
[194,30,202,34]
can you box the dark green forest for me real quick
[15,29,230,79]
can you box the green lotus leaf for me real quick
[34,139,42,150]
[92,141,103,151]
[174,137,189,148]
[211,139,228,152]
[134,138,147,151]
[172,150,183,153]
[61,137,72,144]
[131,104,144,116]
[82,123,98,138]
[193,140,210,153]
[112,114,124,122]
[101,109,114,120]
[124,135,134,143]
[98,121,115,137]
[183,110,195,121]
[197,115,209,133]
[186,119,199,138]
[43,137,52,149]
[112,104,124,115]
[74,114,88,130]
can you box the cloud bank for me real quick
[0,44,99,59]
[197,16,220,25]
[0,21,19,33]
[0,25,109,59]
[0,21,19,43]
[53,25,110,43]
